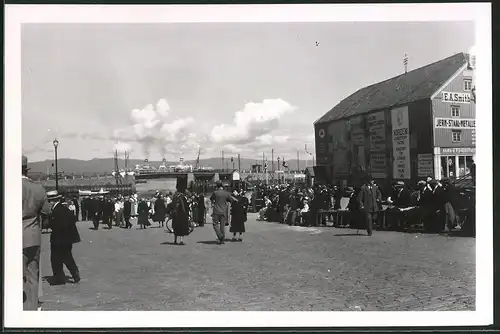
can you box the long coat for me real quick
[153,198,167,222]
[49,202,81,245]
[357,184,382,213]
[230,195,248,233]
[137,201,151,226]
[172,193,190,236]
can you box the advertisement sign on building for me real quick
[328,121,349,176]
[391,106,411,179]
[367,111,386,152]
[417,154,434,177]
[438,147,476,155]
[315,126,329,165]
[370,153,387,179]
[441,91,472,104]
[350,116,365,146]
[434,118,476,129]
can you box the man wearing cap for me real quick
[47,190,81,284]
[22,155,51,310]
[357,176,382,236]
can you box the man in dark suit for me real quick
[88,196,101,229]
[124,197,132,229]
[197,193,206,227]
[357,176,382,236]
[47,190,81,285]
[22,155,51,310]
[73,196,80,221]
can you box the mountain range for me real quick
[27,157,313,175]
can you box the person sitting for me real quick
[298,197,311,226]
[257,196,272,221]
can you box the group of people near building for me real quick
[253,174,475,236]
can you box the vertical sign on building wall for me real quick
[391,106,411,179]
[367,111,387,178]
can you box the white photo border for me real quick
[5,3,493,328]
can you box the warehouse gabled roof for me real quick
[315,52,469,125]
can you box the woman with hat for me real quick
[153,193,167,227]
[171,182,190,245]
[137,198,151,229]
[230,190,248,241]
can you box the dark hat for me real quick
[215,181,223,187]
[22,155,31,170]
[345,187,354,192]
[429,179,438,186]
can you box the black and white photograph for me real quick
[6,3,492,328]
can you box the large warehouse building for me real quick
[314,52,476,190]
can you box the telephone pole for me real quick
[297,151,300,172]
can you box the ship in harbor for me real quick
[134,158,214,176]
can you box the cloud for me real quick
[210,98,296,145]
[112,98,197,158]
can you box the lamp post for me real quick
[53,138,59,191]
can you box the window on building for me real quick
[464,79,472,91]
[452,130,462,142]
[451,105,460,117]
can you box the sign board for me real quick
[417,154,434,177]
[367,111,386,151]
[441,91,472,104]
[439,147,476,155]
[391,106,411,179]
[370,153,387,179]
[434,118,475,129]
[350,116,365,146]
[232,171,240,181]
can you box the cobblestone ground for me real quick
[39,213,475,311]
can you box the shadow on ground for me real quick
[42,275,74,285]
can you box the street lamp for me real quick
[53,138,59,191]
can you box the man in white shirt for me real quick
[114,197,125,228]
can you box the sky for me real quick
[21,21,475,162]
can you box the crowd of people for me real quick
[253,175,475,236]
[22,149,475,311]
[22,153,252,311]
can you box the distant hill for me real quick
[27,157,313,174]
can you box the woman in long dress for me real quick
[137,199,151,229]
[172,185,190,245]
[153,194,167,227]
[230,190,248,241]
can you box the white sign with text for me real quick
[441,91,471,104]
[391,106,411,179]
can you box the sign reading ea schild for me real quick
[442,91,471,104]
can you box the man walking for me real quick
[357,176,382,236]
[47,190,81,285]
[22,155,51,310]
[210,181,235,244]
